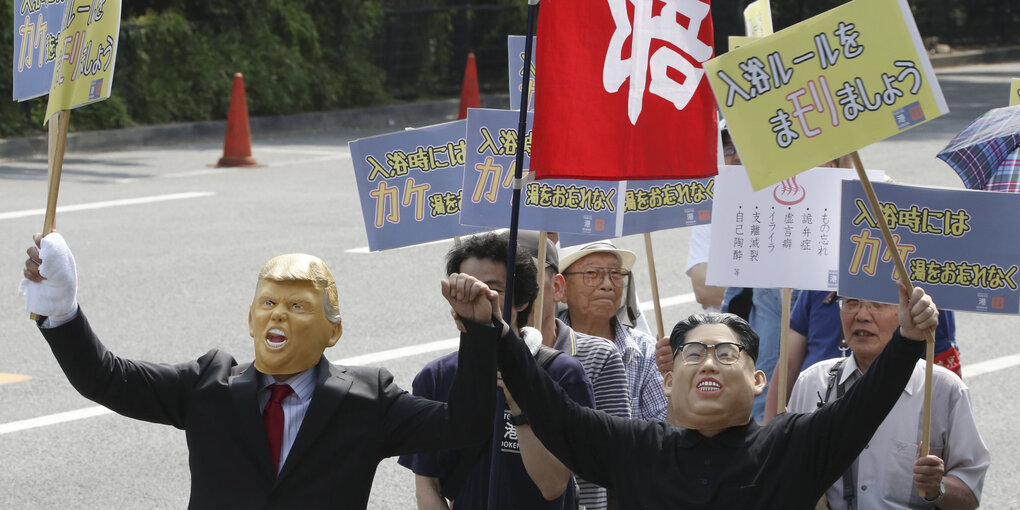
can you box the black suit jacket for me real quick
[40,309,497,509]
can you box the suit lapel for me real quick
[276,357,352,483]
[229,363,275,477]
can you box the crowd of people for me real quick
[21,211,989,508]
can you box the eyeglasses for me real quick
[561,267,631,288]
[672,341,746,365]
[838,298,896,314]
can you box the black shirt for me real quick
[469,320,925,510]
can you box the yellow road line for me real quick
[0,373,31,385]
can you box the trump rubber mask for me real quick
[249,254,343,375]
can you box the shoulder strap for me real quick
[818,358,857,510]
[535,344,564,370]
[441,346,562,500]
[817,358,849,409]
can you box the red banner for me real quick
[531,0,718,181]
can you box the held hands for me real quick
[20,232,78,320]
[913,455,945,499]
[441,273,503,329]
[897,282,938,341]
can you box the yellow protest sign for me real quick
[729,36,760,52]
[45,0,122,121]
[1011,78,1020,106]
[705,0,947,190]
[743,0,773,37]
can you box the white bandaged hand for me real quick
[19,232,78,322]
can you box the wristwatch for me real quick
[924,480,946,505]
[509,412,529,426]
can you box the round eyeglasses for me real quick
[561,267,631,288]
[838,298,896,314]
[672,341,746,365]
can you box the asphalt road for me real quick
[2,60,1019,508]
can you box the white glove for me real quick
[19,232,78,322]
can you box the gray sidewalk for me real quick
[2,46,1018,160]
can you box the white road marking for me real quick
[257,148,350,156]
[266,154,350,167]
[0,406,113,435]
[0,192,215,221]
[964,353,1020,378]
[345,237,452,254]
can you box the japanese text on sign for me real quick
[705,0,946,191]
[44,0,122,119]
[349,120,484,252]
[839,181,1020,314]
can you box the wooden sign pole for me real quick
[643,232,666,338]
[30,109,71,321]
[849,151,936,498]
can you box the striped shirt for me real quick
[560,312,668,422]
[553,318,631,510]
[258,368,316,474]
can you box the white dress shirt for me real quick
[789,355,990,509]
[258,367,316,474]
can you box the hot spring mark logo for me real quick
[773,176,806,205]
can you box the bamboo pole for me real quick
[849,151,935,498]
[643,232,665,338]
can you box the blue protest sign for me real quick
[839,181,1020,314]
[557,177,714,247]
[507,36,536,111]
[12,0,66,101]
[348,120,486,251]
[460,108,624,236]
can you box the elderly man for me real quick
[788,297,988,509]
[558,240,667,421]
[21,233,495,509]
[521,232,631,510]
[443,270,941,509]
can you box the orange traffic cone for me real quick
[458,53,480,120]
[216,73,258,167]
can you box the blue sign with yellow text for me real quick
[12,0,66,100]
[459,108,624,236]
[839,181,1020,314]
[348,120,486,251]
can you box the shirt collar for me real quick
[844,354,922,396]
[259,367,316,404]
[553,318,575,355]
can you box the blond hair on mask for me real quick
[256,254,341,324]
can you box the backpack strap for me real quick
[815,358,858,510]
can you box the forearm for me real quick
[935,475,979,510]
[447,325,499,444]
[515,424,570,500]
[414,476,451,510]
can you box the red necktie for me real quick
[263,384,294,474]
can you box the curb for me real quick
[930,45,1020,69]
[0,94,510,160]
[2,46,1018,161]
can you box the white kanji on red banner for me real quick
[603,0,714,124]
